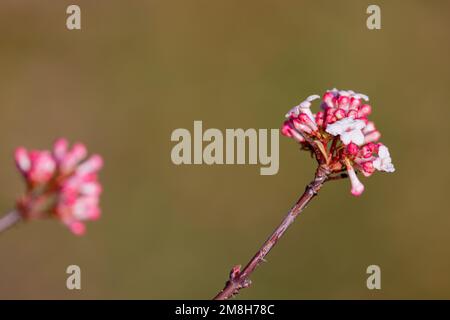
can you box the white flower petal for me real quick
[373,158,381,170]
[373,145,395,173]
[378,145,390,158]
[325,118,366,136]
[355,93,369,101]
[306,94,320,102]
[340,129,365,145]
[352,120,367,131]
[340,131,352,145]
[352,130,365,145]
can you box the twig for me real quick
[326,172,348,181]
[0,211,22,234]
[213,166,330,300]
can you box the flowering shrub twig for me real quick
[0,138,103,235]
[214,89,395,300]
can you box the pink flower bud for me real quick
[15,147,31,174]
[53,138,68,162]
[281,121,305,142]
[346,143,359,156]
[325,115,337,125]
[334,108,346,120]
[365,142,377,153]
[292,118,312,134]
[61,143,88,173]
[323,92,335,107]
[72,143,87,162]
[347,110,358,119]
[298,113,318,131]
[28,151,56,184]
[364,130,381,144]
[358,104,372,118]
[72,196,100,220]
[281,122,293,137]
[69,222,86,236]
[315,111,325,127]
[361,145,373,158]
[361,161,375,177]
[349,97,361,109]
[338,96,350,109]
[291,130,306,143]
[331,97,338,108]
[79,180,102,197]
[76,155,103,177]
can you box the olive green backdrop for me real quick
[0,0,449,299]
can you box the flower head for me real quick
[281,89,395,196]
[15,138,103,235]
[325,117,366,146]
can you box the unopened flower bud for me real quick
[334,108,346,120]
[358,104,372,118]
[364,130,381,144]
[346,143,359,156]
[298,113,318,131]
[338,96,350,109]
[361,161,375,177]
[293,118,312,134]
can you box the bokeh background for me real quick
[0,0,449,299]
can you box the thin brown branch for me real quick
[0,210,21,234]
[213,166,330,300]
[326,172,348,181]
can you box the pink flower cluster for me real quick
[15,138,103,235]
[282,89,395,196]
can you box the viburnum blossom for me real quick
[14,138,103,235]
[215,88,396,300]
[282,88,395,196]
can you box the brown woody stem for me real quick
[213,166,330,300]
[0,210,21,234]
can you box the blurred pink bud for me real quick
[15,147,31,173]
[76,155,103,177]
[29,151,56,184]
[15,138,103,235]
[69,222,86,236]
[53,138,68,162]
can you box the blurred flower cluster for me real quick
[282,88,395,196]
[14,138,103,235]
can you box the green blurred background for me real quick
[0,0,449,299]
